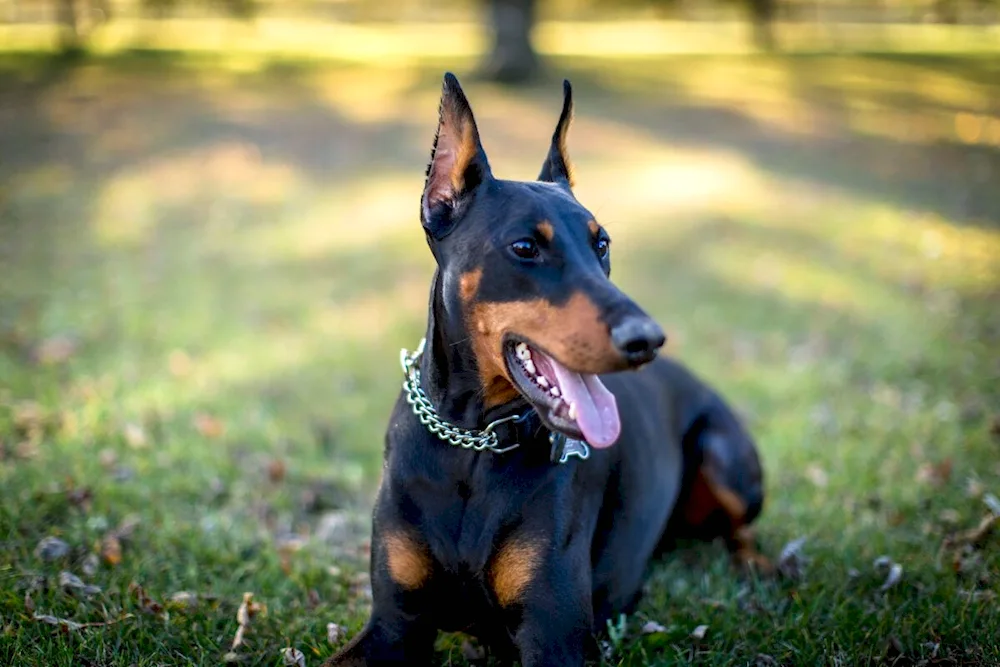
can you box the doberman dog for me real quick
[324,73,766,667]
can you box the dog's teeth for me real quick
[568,402,578,420]
[523,359,536,374]
[515,343,531,360]
[537,376,549,388]
[550,386,560,398]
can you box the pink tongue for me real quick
[548,359,622,449]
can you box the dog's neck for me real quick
[418,270,525,431]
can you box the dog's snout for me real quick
[610,316,665,367]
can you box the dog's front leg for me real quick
[324,529,437,667]
[491,537,595,667]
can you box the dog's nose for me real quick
[611,316,665,367]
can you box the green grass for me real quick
[1,47,999,666]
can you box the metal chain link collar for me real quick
[400,338,523,454]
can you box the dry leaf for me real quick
[169,591,199,610]
[33,613,129,631]
[327,622,343,644]
[461,639,486,661]
[81,553,99,576]
[128,582,163,615]
[915,459,952,487]
[123,423,148,449]
[777,537,808,579]
[281,647,306,667]
[690,624,709,640]
[983,493,1000,517]
[59,571,101,597]
[958,589,997,602]
[231,591,264,652]
[805,464,828,488]
[880,563,903,591]
[168,349,193,377]
[641,620,667,634]
[24,592,35,614]
[35,536,70,561]
[194,414,225,439]
[101,535,122,566]
[32,335,78,365]
[267,459,286,484]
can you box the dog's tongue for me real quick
[549,360,621,449]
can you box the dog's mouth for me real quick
[502,338,621,449]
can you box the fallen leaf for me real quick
[267,459,286,484]
[101,535,122,566]
[194,414,225,439]
[66,487,93,512]
[168,349,193,377]
[223,652,240,663]
[24,592,35,614]
[35,536,70,561]
[327,622,343,644]
[98,449,118,469]
[873,555,893,570]
[81,553,99,577]
[32,335,78,365]
[123,423,147,449]
[777,537,808,579]
[915,459,952,487]
[984,493,1000,517]
[880,563,903,591]
[306,588,320,609]
[958,589,997,602]
[128,582,163,615]
[690,624,709,640]
[231,591,264,652]
[59,571,101,597]
[461,639,486,661]
[805,464,828,488]
[641,620,667,634]
[33,613,130,631]
[280,647,306,667]
[169,591,199,610]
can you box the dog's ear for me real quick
[538,79,574,188]
[421,72,492,239]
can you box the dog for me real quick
[324,73,766,667]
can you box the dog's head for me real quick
[421,73,665,448]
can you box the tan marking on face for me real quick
[466,291,625,407]
[459,268,483,304]
[384,532,431,590]
[537,221,554,241]
[588,220,600,236]
[490,536,544,606]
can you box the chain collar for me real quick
[400,338,524,454]
[400,337,591,463]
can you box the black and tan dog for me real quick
[325,73,766,667]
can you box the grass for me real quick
[1,44,999,666]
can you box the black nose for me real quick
[611,316,666,367]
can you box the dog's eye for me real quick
[510,238,540,260]
[595,237,610,259]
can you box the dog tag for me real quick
[549,432,590,464]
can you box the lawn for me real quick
[1,43,999,666]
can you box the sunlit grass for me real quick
[1,53,998,666]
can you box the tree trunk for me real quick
[479,0,540,84]
[747,0,777,51]
[56,0,81,52]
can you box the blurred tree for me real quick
[479,0,541,83]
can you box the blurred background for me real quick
[1,1,998,665]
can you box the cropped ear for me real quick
[421,72,492,239]
[537,79,574,188]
